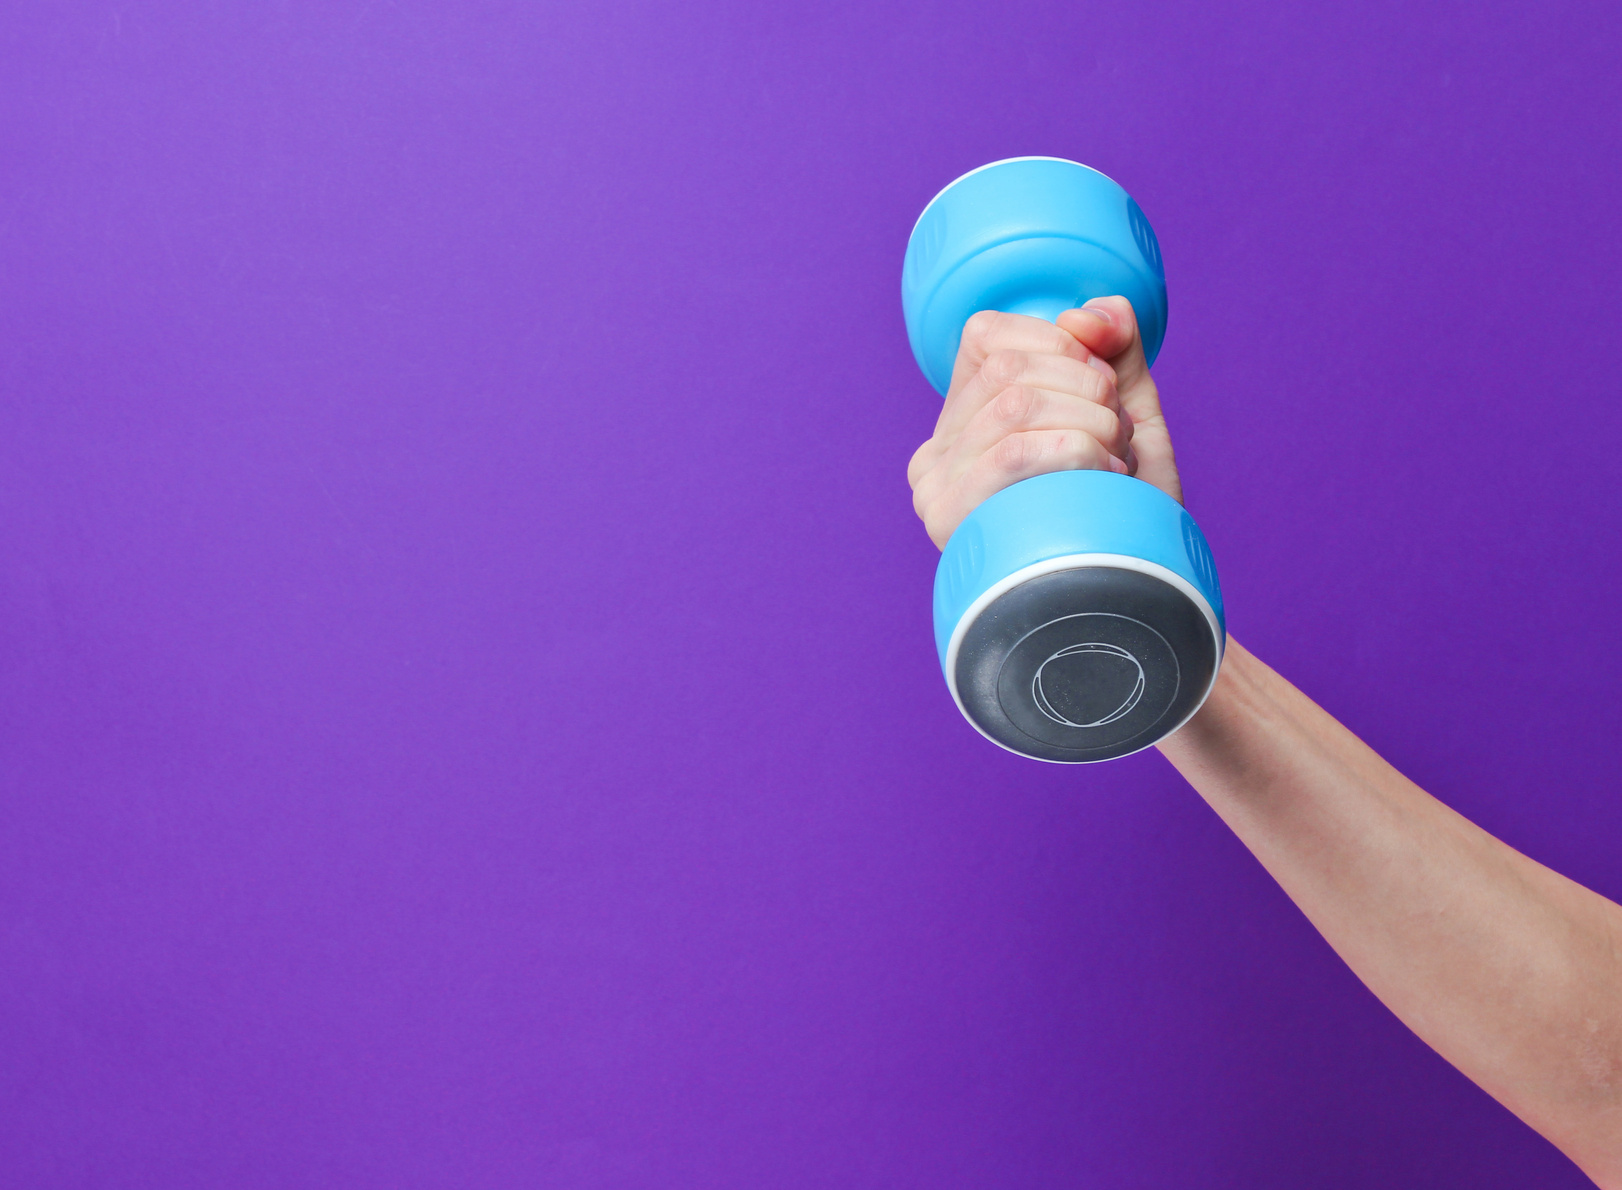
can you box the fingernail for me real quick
[1108,454,1129,474]
[1082,302,1114,326]
[1086,355,1113,376]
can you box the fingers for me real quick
[907,297,1185,551]
[945,310,1093,407]
[915,428,1126,548]
[1058,296,1151,386]
[943,346,1119,433]
[1058,297,1184,505]
[912,382,1132,515]
[939,333,1120,448]
[959,382,1131,460]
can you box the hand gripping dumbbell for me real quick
[902,157,1225,763]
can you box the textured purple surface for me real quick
[2,1,1620,1185]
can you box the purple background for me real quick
[2,1,1619,1185]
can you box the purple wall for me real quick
[2,1,1619,1185]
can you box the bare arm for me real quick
[1162,639,1622,1183]
[907,297,1622,1183]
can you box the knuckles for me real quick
[981,383,1124,452]
[978,349,1027,390]
[962,310,1082,362]
[1081,363,1114,403]
[989,384,1038,430]
[1095,407,1125,448]
[961,310,1003,350]
[905,439,936,490]
[1075,362,1121,414]
[1045,429,1092,467]
[921,298,1156,545]
[986,428,1110,478]
[990,432,1035,474]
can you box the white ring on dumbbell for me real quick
[943,552,1224,763]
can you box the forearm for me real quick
[1159,640,1622,1183]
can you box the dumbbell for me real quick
[902,157,1225,763]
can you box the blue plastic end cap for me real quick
[931,470,1224,667]
[901,158,1169,396]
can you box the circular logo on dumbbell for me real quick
[907,210,949,286]
[1032,641,1146,728]
[1181,512,1218,595]
[1127,198,1163,277]
[940,519,985,603]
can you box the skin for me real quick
[907,297,1622,1185]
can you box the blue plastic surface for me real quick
[902,158,1168,395]
[930,470,1224,664]
[901,158,1224,683]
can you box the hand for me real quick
[905,296,1182,549]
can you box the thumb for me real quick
[1056,296,1148,388]
[1058,295,1182,504]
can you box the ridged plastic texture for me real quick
[931,470,1224,666]
[902,157,1168,395]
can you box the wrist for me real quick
[1155,637,1266,776]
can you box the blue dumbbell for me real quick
[903,157,1225,762]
